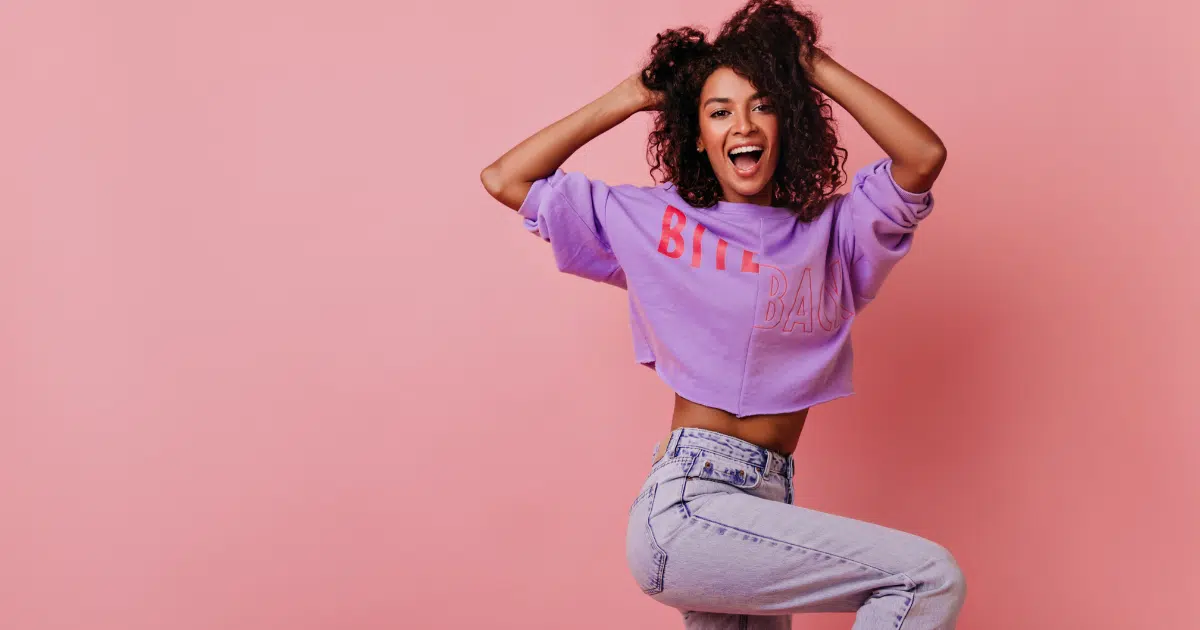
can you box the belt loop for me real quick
[763,449,774,478]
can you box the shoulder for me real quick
[607,180,683,215]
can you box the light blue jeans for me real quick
[625,428,966,629]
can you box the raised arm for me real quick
[480,73,661,211]
[806,51,946,194]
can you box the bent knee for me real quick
[921,544,967,604]
[942,554,967,603]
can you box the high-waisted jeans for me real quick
[625,428,966,629]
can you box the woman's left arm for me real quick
[807,51,946,193]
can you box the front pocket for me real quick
[650,452,697,476]
[624,483,668,596]
[685,450,764,489]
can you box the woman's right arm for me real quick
[480,74,658,211]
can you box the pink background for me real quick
[2,0,1197,628]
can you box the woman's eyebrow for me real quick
[702,92,768,108]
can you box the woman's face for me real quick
[696,67,780,205]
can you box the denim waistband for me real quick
[659,427,794,478]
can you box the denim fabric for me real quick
[626,428,966,629]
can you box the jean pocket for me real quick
[625,483,667,596]
[685,450,764,489]
[648,452,696,478]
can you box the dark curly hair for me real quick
[639,0,847,221]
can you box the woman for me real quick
[480,1,965,628]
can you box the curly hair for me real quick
[639,0,847,221]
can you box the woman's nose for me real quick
[732,111,757,135]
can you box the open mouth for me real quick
[728,146,764,174]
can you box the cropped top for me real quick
[517,158,934,416]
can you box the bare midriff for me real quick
[668,394,808,455]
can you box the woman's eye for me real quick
[710,105,770,118]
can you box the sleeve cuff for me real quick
[517,169,567,223]
[883,159,934,205]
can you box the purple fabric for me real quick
[518,158,933,417]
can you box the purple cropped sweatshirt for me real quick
[517,158,934,417]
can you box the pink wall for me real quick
[2,0,1197,628]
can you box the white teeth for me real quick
[729,146,763,155]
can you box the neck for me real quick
[721,183,774,206]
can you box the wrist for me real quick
[611,78,650,113]
[591,84,645,132]
[808,53,838,92]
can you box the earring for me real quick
[697,146,704,152]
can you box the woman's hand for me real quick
[619,72,666,112]
[800,46,829,85]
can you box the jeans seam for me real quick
[895,583,916,628]
[642,483,668,595]
[629,484,655,515]
[691,513,898,578]
[679,454,700,518]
